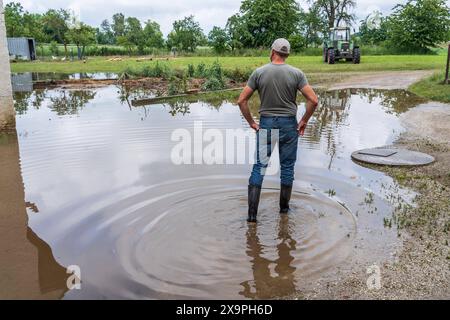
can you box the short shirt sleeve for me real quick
[247,70,259,90]
[297,71,308,90]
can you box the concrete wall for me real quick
[0,0,15,132]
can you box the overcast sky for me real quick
[5,0,450,36]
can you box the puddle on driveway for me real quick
[1,82,426,299]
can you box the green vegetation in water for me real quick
[326,189,336,197]
[364,192,375,204]
[409,71,450,103]
[383,217,393,229]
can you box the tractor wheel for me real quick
[323,47,328,63]
[328,48,335,64]
[353,48,361,64]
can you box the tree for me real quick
[386,0,450,52]
[239,0,301,47]
[208,26,229,54]
[111,13,125,38]
[116,35,133,55]
[313,0,356,28]
[359,11,388,45]
[42,9,71,57]
[97,19,115,45]
[143,20,164,49]
[66,23,96,59]
[23,13,48,43]
[4,2,25,37]
[299,4,328,47]
[225,14,252,51]
[124,17,145,53]
[167,15,204,52]
[288,34,307,52]
[115,17,149,55]
[4,3,48,42]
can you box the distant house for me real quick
[7,37,36,61]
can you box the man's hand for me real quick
[298,119,307,136]
[298,85,318,137]
[238,86,258,130]
[250,122,260,132]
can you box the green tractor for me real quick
[323,27,360,64]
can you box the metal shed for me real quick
[7,37,36,60]
[11,73,33,92]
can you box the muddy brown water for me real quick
[1,81,426,299]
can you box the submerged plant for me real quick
[383,217,393,228]
[364,192,374,204]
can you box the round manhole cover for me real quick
[351,147,435,166]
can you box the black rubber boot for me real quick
[279,184,293,214]
[247,185,261,223]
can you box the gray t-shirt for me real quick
[247,63,308,117]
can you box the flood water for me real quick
[1,76,426,299]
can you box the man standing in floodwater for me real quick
[238,38,319,223]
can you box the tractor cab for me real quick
[323,27,360,64]
[331,27,350,41]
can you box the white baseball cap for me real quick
[271,38,291,55]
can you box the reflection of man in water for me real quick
[238,38,319,223]
[240,216,297,299]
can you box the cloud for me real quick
[5,0,450,36]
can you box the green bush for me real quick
[194,61,226,90]
[120,61,173,79]
[174,68,187,79]
[202,77,225,91]
[195,62,207,77]
[187,64,195,77]
[138,61,173,78]
[358,44,439,55]
[224,67,253,82]
[168,76,187,95]
[208,61,224,80]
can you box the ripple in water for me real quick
[59,176,356,299]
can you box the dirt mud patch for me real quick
[400,102,450,144]
[329,70,435,90]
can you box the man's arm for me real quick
[238,86,260,131]
[298,85,319,136]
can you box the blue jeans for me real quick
[249,116,299,187]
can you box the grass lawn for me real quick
[10,54,447,75]
[409,71,450,103]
